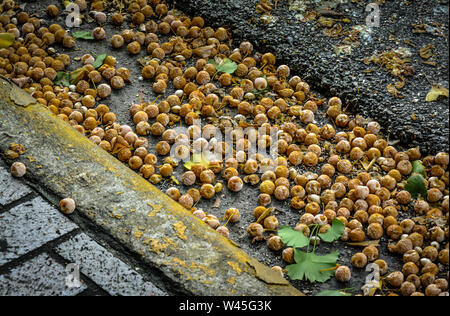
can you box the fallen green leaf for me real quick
[73,30,94,40]
[54,72,70,87]
[93,54,107,69]
[286,250,339,283]
[278,225,310,248]
[411,160,425,177]
[318,218,345,243]
[0,32,15,48]
[426,84,449,102]
[251,87,270,96]
[208,58,238,75]
[405,174,427,199]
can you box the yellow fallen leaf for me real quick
[63,1,71,7]
[362,280,382,296]
[184,153,210,170]
[0,33,14,48]
[426,84,449,102]
[256,207,273,224]
[70,68,88,85]
[170,176,179,185]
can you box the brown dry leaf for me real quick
[255,0,273,14]
[404,39,416,47]
[386,83,402,98]
[394,80,405,89]
[412,23,427,34]
[193,45,215,58]
[412,216,427,225]
[419,44,434,60]
[426,84,449,102]
[368,48,413,80]
[137,56,153,67]
[318,17,335,27]
[323,23,343,38]
[413,215,447,227]
[422,60,437,67]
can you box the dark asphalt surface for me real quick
[171,0,449,155]
[11,0,449,296]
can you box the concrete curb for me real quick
[0,77,303,296]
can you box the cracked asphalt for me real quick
[170,0,449,155]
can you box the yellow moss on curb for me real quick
[173,221,187,240]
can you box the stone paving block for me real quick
[0,197,78,266]
[0,252,86,296]
[0,165,32,206]
[56,233,167,296]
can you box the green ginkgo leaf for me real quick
[278,225,310,248]
[405,174,427,199]
[73,30,94,40]
[93,54,107,69]
[54,72,70,87]
[318,218,345,243]
[411,160,425,177]
[286,250,339,283]
[208,58,238,75]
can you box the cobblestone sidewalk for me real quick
[0,162,167,296]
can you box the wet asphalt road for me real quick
[12,0,449,296]
[171,0,449,155]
